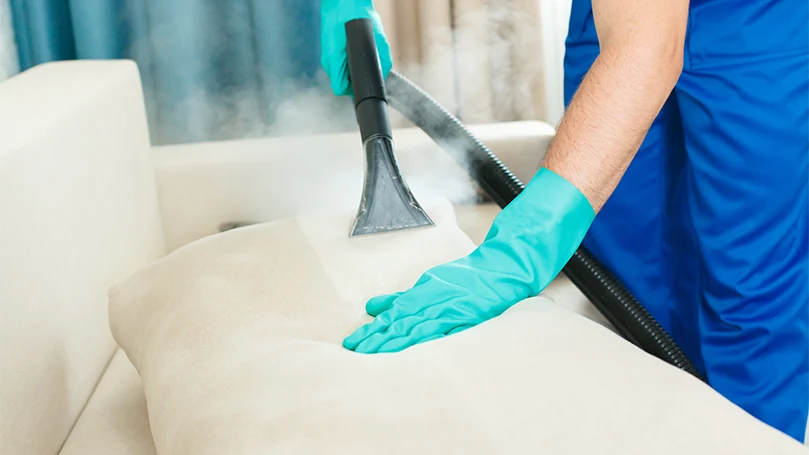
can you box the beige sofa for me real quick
[1,60,601,454]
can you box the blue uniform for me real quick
[565,0,809,442]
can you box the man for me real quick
[319,0,809,441]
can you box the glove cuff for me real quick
[524,167,595,228]
[481,167,596,293]
[321,0,376,17]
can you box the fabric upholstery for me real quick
[0,60,165,455]
[109,200,804,454]
[59,349,158,455]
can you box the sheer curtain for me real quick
[376,0,553,126]
[0,0,17,81]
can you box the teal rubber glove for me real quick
[320,0,392,96]
[343,168,596,354]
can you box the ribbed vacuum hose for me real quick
[385,69,704,380]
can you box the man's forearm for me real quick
[541,0,688,213]
[542,47,682,212]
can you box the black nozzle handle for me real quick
[345,18,391,142]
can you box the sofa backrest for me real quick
[152,120,554,251]
[0,60,165,455]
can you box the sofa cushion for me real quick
[109,200,805,454]
[59,349,157,455]
[58,202,604,455]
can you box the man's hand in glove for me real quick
[343,169,595,354]
[320,0,391,97]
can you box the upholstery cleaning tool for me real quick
[345,18,434,237]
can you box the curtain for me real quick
[8,0,557,144]
[0,0,17,81]
[378,0,548,127]
[9,0,352,145]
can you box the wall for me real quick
[0,0,18,81]
[538,0,572,127]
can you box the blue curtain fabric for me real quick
[10,0,355,144]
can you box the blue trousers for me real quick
[565,0,809,442]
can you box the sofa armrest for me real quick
[0,60,165,455]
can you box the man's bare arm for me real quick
[542,0,689,212]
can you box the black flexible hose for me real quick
[385,69,704,381]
